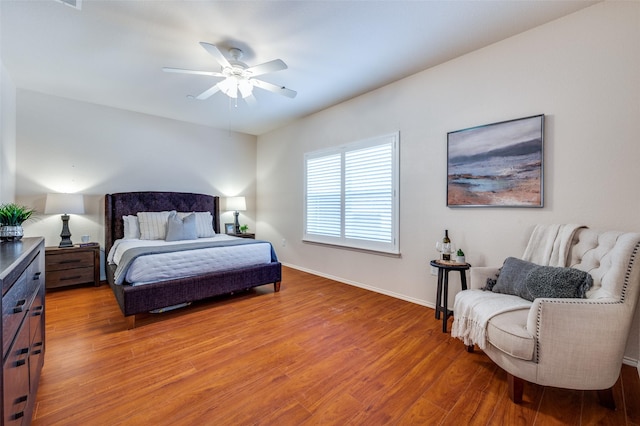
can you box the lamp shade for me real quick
[44,193,85,215]
[226,196,246,212]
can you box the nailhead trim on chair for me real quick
[621,242,639,303]
[534,241,640,364]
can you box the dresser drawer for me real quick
[46,267,95,288]
[30,284,45,345]
[2,249,38,296]
[2,273,28,358]
[46,251,94,271]
[3,320,31,426]
[2,265,39,358]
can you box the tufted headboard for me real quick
[104,191,220,255]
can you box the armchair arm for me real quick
[526,297,630,389]
[469,267,500,290]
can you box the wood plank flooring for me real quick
[33,266,640,425]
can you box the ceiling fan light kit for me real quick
[163,42,296,104]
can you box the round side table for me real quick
[430,260,471,333]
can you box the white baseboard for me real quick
[282,262,436,310]
[283,262,640,375]
[623,356,639,368]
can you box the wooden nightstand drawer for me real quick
[46,251,94,271]
[45,245,100,289]
[46,268,95,288]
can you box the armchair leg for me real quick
[507,373,524,404]
[597,388,616,410]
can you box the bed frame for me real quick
[105,191,281,329]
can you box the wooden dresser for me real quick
[0,237,45,425]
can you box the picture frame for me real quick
[447,114,544,207]
[224,223,235,234]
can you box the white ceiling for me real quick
[1,0,596,136]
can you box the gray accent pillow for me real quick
[165,212,198,242]
[492,257,593,302]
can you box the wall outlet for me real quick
[282,238,286,247]
[430,266,439,276]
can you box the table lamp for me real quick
[45,193,85,248]
[226,196,246,234]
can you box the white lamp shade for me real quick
[44,193,85,215]
[226,196,246,212]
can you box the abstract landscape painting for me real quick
[447,114,544,207]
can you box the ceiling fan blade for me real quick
[244,93,258,107]
[162,67,224,77]
[199,42,231,69]
[246,59,287,77]
[195,84,221,100]
[252,79,297,98]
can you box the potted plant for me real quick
[239,224,249,234]
[456,248,466,264]
[0,203,35,241]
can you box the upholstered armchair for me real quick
[452,226,640,408]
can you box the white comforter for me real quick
[107,235,273,285]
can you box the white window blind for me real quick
[306,153,341,237]
[304,132,399,254]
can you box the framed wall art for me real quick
[447,114,544,207]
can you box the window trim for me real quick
[303,132,400,255]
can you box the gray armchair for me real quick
[452,226,640,408]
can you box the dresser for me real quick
[45,244,99,289]
[0,237,45,425]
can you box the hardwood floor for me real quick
[34,266,640,425]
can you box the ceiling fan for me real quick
[163,42,297,106]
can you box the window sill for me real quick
[302,238,401,258]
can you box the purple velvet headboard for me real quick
[104,191,220,255]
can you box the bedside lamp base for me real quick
[58,214,74,248]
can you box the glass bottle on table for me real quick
[442,230,452,261]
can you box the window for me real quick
[304,132,399,254]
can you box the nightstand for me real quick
[45,244,100,289]
[230,233,255,239]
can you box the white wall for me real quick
[15,90,258,267]
[257,2,640,361]
[0,61,17,203]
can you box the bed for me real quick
[105,191,281,329]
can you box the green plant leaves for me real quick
[0,203,35,226]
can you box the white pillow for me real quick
[137,211,174,240]
[122,215,140,239]
[177,212,216,238]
